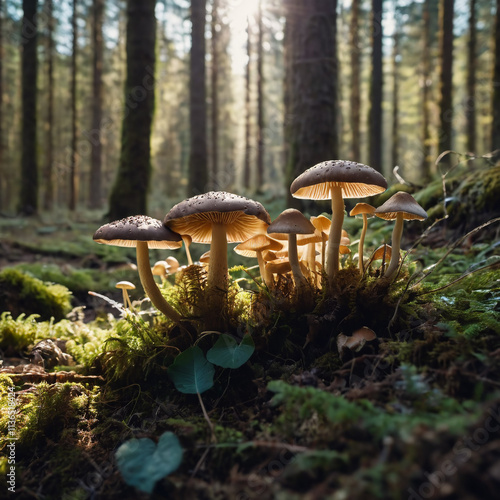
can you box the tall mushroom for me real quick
[93,215,183,324]
[349,202,376,272]
[374,192,427,280]
[164,191,270,330]
[290,160,387,283]
[267,209,315,292]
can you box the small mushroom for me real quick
[337,326,377,357]
[116,280,135,309]
[166,256,180,273]
[370,244,392,274]
[349,202,376,272]
[374,192,427,279]
[152,261,170,283]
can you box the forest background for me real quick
[0,0,499,220]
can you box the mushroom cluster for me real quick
[93,161,427,330]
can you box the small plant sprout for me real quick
[116,280,135,309]
[93,215,184,325]
[349,202,376,272]
[290,160,387,282]
[374,192,428,280]
[268,209,315,292]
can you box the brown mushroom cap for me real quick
[372,244,392,261]
[234,234,283,258]
[163,191,270,243]
[311,215,331,235]
[374,192,427,221]
[350,202,376,217]
[290,160,387,200]
[267,208,315,235]
[93,215,182,249]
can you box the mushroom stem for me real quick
[256,250,272,287]
[122,289,132,309]
[358,214,368,272]
[182,235,194,266]
[136,241,183,324]
[288,233,307,290]
[326,185,345,281]
[384,213,404,279]
[306,242,316,285]
[207,222,228,330]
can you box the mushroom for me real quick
[93,215,183,324]
[165,256,180,273]
[152,261,170,283]
[234,234,283,287]
[349,202,376,272]
[296,230,323,284]
[290,160,387,282]
[311,215,331,269]
[374,192,427,279]
[370,244,392,274]
[116,281,135,309]
[182,234,194,266]
[164,191,270,330]
[267,209,315,292]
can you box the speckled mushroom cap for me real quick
[267,209,315,235]
[290,160,388,200]
[374,192,427,221]
[163,191,271,244]
[93,215,182,249]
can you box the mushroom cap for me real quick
[267,209,315,235]
[297,229,323,246]
[374,192,428,221]
[116,280,136,290]
[165,256,180,271]
[372,244,392,261]
[164,191,271,243]
[350,202,376,217]
[311,215,331,235]
[152,261,170,276]
[234,234,283,258]
[93,215,182,249]
[199,250,211,264]
[290,160,388,200]
[265,258,292,274]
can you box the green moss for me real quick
[0,269,72,321]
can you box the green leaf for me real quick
[115,431,183,494]
[206,333,255,369]
[167,346,214,394]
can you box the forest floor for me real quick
[0,186,499,500]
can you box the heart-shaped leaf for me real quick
[167,346,214,394]
[206,333,255,369]
[115,431,183,493]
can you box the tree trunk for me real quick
[284,0,339,207]
[188,0,208,196]
[368,0,383,173]
[350,0,361,161]
[69,0,78,211]
[438,0,454,166]
[466,0,476,154]
[42,0,54,211]
[491,0,500,159]
[256,0,264,190]
[391,7,399,169]
[89,0,104,209]
[210,0,219,189]
[108,0,156,220]
[243,16,251,190]
[421,0,432,180]
[19,0,38,216]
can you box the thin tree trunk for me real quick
[421,0,432,180]
[43,0,54,210]
[391,7,399,169]
[89,0,104,209]
[243,16,251,190]
[350,0,361,161]
[69,0,78,211]
[369,0,383,173]
[256,0,264,190]
[284,0,339,207]
[466,0,476,154]
[438,0,454,166]
[211,0,219,189]
[188,0,208,196]
[19,0,38,215]
[108,0,156,219]
[491,0,500,158]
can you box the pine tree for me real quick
[492,0,500,158]
[350,0,361,161]
[69,0,78,211]
[466,0,476,154]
